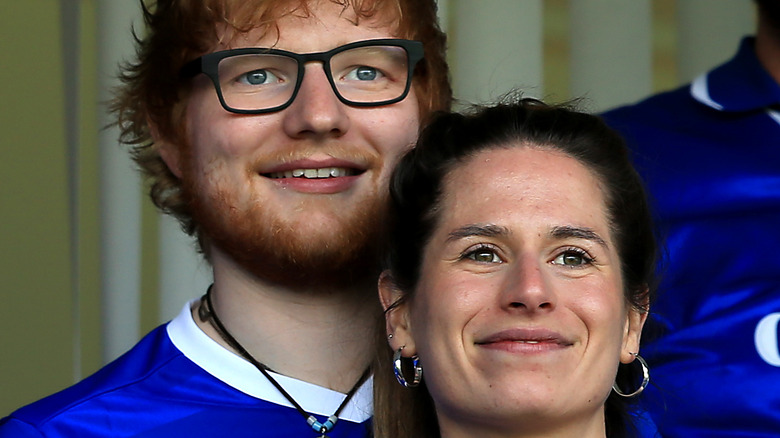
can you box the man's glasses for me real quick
[180,39,424,114]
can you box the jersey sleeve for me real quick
[0,417,45,438]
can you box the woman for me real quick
[374,99,658,437]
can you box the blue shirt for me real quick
[603,37,780,437]
[0,302,373,437]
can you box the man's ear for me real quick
[621,289,650,364]
[149,119,183,178]
[378,271,416,356]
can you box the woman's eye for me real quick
[238,69,279,85]
[464,247,502,264]
[552,250,593,267]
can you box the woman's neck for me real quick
[437,409,607,438]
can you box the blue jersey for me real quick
[603,37,780,437]
[0,302,373,437]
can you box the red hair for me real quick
[112,0,451,242]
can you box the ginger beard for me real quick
[179,146,390,291]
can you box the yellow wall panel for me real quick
[0,0,75,413]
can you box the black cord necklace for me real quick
[198,286,371,437]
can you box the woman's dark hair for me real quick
[373,98,658,438]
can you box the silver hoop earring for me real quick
[612,353,650,397]
[393,347,422,388]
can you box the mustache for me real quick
[253,144,382,170]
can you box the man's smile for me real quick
[266,167,360,179]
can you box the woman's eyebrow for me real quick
[447,224,509,241]
[549,225,608,249]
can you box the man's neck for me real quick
[194,247,380,393]
[756,16,780,86]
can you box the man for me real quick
[0,0,450,436]
[602,1,780,436]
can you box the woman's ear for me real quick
[621,289,650,364]
[378,271,416,356]
[149,119,183,178]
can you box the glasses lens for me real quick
[217,54,298,111]
[329,45,410,104]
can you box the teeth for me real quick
[268,167,354,179]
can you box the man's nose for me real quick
[281,63,350,139]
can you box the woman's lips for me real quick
[475,328,574,353]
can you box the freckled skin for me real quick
[165,1,421,284]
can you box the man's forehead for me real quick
[213,0,400,47]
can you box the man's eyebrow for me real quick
[446,224,509,241]
[549,225,608,249]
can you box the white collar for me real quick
[166,300,373,422]
[690,73,724,111]
[690,73,780,126]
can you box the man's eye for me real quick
[345,66,382,81]
[464,247,502,264]
[552,250,593,267]
[238,69,279,85]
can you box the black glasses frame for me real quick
[180,38,424,115]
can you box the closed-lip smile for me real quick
[475,328,574,352]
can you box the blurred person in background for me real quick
[602,1,780,436]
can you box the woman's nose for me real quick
[501,255,556,312]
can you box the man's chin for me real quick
[197,205,387,291]
[215,230,383,291]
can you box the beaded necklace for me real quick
[198,287,371,437]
